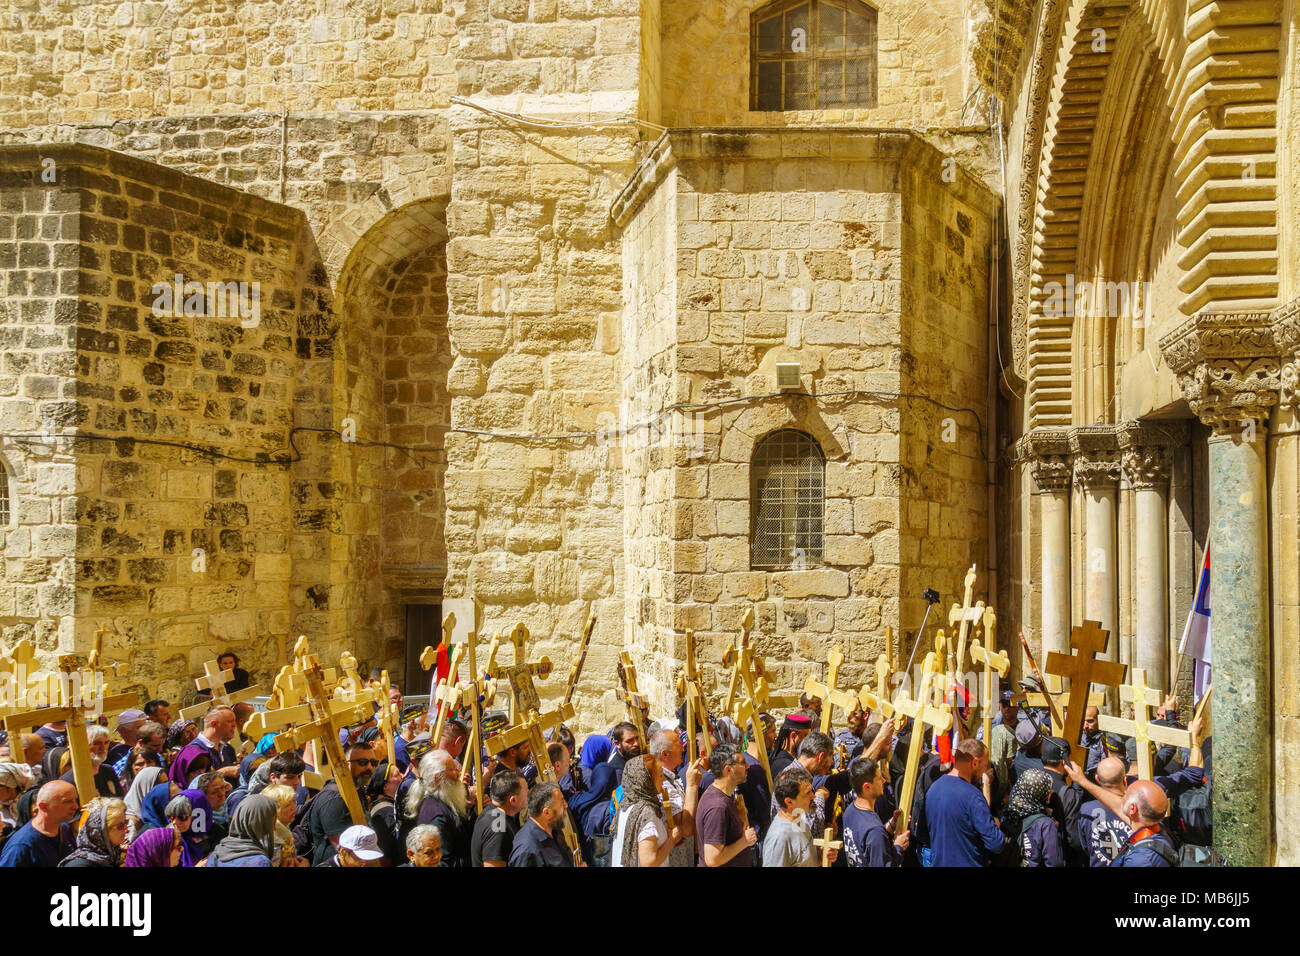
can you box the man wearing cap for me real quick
[111,720,166,784]
[106,710,147,766]
[1011,717,1043,781]
[770,712,813,779]
[1040,735,1086,866]
[319,825,385,867]
[509,781,580,867]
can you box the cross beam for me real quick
[803,644,858,735]
[893,650,952,831]
[1095,667,1192,780]
[1044,620,1127,769]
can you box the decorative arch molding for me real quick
[1020,0,1280,429]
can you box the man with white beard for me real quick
[403,748,472,867]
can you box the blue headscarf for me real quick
[140,781,173,831]
[256,733,277,755]
[570,762,619,836]
[580,734,613,769]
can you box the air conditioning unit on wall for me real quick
[776,363,801,391]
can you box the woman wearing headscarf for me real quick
[124,766,165,837]
[178,771,231,864]
[204,794,277,868]
[167,744,213,789]
[576,733,613,793]
[58,797,128,868]
[998,768,1064,867]
[713,717,743,747]
[123,824,183,868]
[164,719,198,759]
[0,762,35,831]
[610,755,676,867]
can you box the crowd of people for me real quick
[0,666,1212,868]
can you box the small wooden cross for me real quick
[813,826,841,867]
[377,669,397,770]
[196,658,234,695]
[803,645,858,735]
[892,651,952,831]
[1044,620,1127,769]
[720,609,751,716]
[969,638,1009,744]
[459,630,502,814]
[858,651,896,720]
[732,695,774,791]
[1095,667,1192,780]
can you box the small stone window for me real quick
[751,0,879,111]
[751,429,825,569]
[0,465,10,526]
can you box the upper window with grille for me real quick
[751,0,879,112]
[0,465,10,526]
[751,429,825,569]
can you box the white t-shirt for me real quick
[610,807,669,867]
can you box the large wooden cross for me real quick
[858,651,896,720]
[676,629,710,767]
[271,660,376,824]
[1095,667,1192,780]
[969,638,1009,745]
[1044,620,1127,769]
[2,654,138,804]
[428,642,467,745]
[1010,675,1104,737]
[803,645,858,735]
[946,565,986,681]
[892,650,952,831]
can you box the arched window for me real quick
[751,429,825,569]
[751,0,879,111]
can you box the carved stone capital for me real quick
[1016,427,1073,493]
[1274,297,1300,407]
[1116,420,1186,489]
[1157,311,1281,434]
[1068,424,1120,489]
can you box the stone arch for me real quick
[719,400,847,464]
[319,178,452,291]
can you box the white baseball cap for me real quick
[338,825,385,861]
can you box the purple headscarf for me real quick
[178,788,214,867]
[167,744,212,788]
[123,826,178,868]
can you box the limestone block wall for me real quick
[615,129,994,713]
[658,0,972,129]
[0,144,325,701]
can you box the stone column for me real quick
[1071,426,1120,657]
[1119,422,1186,688]
[1160,311,1279,867]
[1018,429,1073,659]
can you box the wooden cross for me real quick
[813,826,841,867]
[892,651,952,831]
[1009,675,1104,737]
[271,661,376,824]
[428,642,466,745]
[0,639,41,718]
[460,630,502,815]
[378,669,397,772]
[196,658,233,695]
[333,651,364,701]
[946,565,986,681]
[1095,667,1192,780]
[616,651,649,746]
[858,652,896,720]
[490,624,553,724]
[2,655,138,804]
[676,629,710,767]
[1044,621,1127,769]
[732,694,774,790]
[562,611,596,708]
[803,645,858,735]
[969,638,1009,744]
[183,656,261,723]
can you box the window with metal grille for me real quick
[0,466,9,526]
[751,429,825,568]
[751,0,879,112]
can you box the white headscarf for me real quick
[124,767,165,821]
[0,762,35,827]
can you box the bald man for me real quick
[1109,780,1177,866]
[0,780,78,867]
[1076,756,1133,866]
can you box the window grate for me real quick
[751,429,825,569]
[751,0,879,112]
[0,468,9,526]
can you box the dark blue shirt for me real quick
[509,820,572,867]
[1078,798,1131,867]
[1111,826,1177,867]
[924,774,1005,867]
[1020,814,1064,867]
[0,821,73,867]
[842,802,900,867]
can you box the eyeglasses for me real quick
[350,758,379,768]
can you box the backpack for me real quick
[1175,783,1212,847]
[1128,833,1180,866]
[1016,812,1050,866]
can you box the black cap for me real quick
[1041,736,1070,763]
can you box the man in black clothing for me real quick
[607,721,640,778]
[471,769,527,867]
[1040,735,1086,866]
[509,782,578,867]
[295,741,378,865]
[769,713,813,779]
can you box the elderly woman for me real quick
[165,719,199,760]
[260,783,302,866]
[58,797,129,868]
[0,762,36,831]
[123,823,183,868]
[204,794,277,868]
